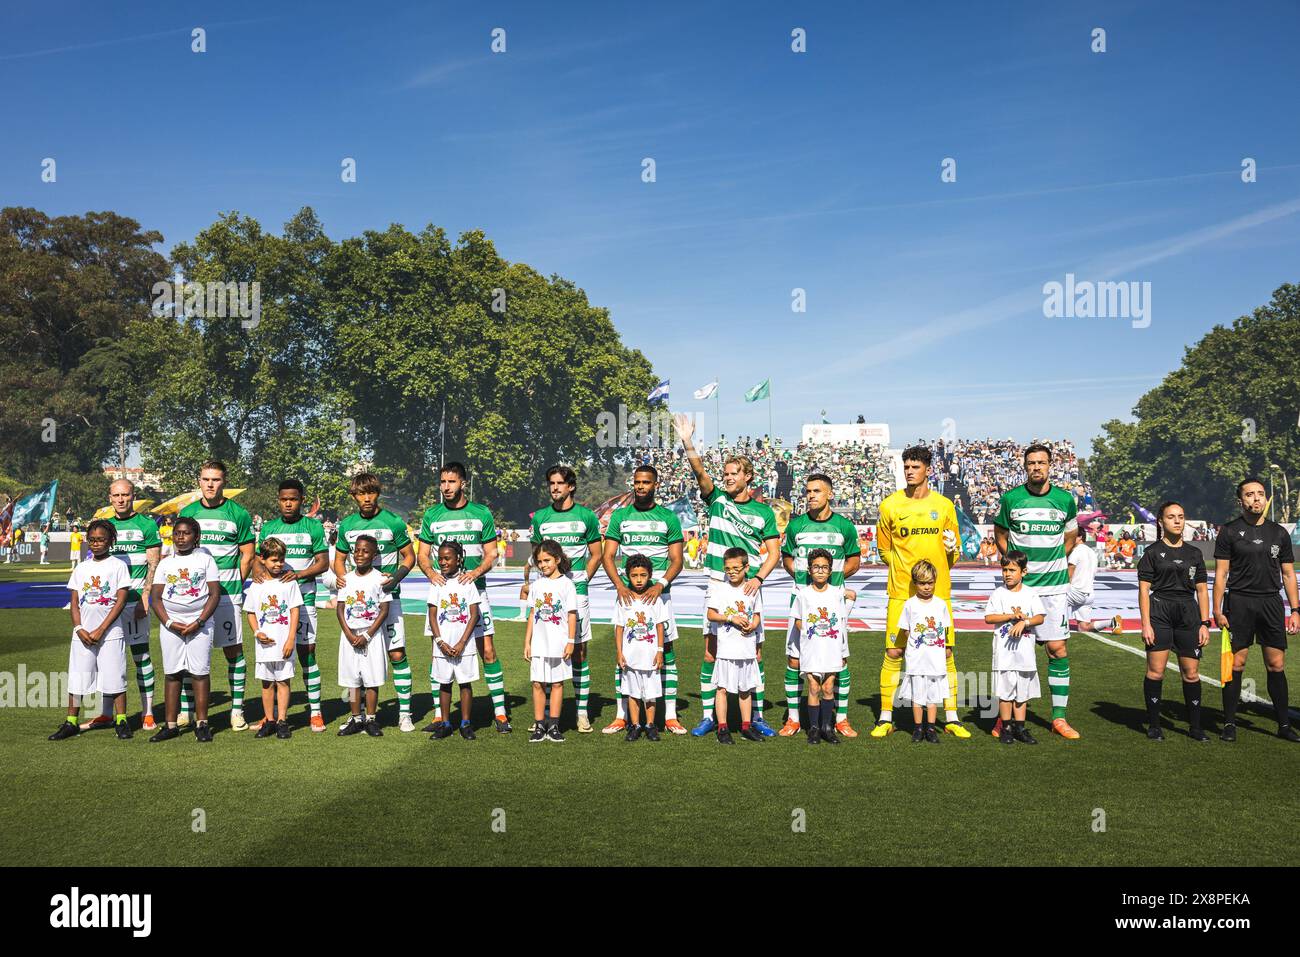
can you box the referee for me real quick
[1212,478,1300,742]
[1137,502,1210,741]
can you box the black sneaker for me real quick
[338,717,365,737]
[1279,726,1300,743]
[433,721,455,739]
[149,725,181,743]
[1147,725,1165,741]
[545,723,564,743]
[716,727,734,744]
[276,721,292,740]
[644,725,660,742]
[821,723,839,745]
[924,726,940,744]
[194,722,214,742]
[1189,727,1209,741]
[528,725,546,743]
[808,724,821,745]
[115,720,134,740]
[495,717,513,734]
[911,727,924,743]
[363,719,383,737]
[1220,722,1237,743]
[999,726,1016,745]
[256,721,277,739]
[625,724,642,742]
[422,720,443,733]
[48,720,80,741]
[740,725,763,742]
[459,723,476,740]
[1013,724,1037,745]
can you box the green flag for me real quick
[744,379,770,402]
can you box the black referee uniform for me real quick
[1138,541,1207,735]
[1214,516,1296,734]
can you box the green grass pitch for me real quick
[2,606,1297,866]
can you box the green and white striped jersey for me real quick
[180,498,254,601]
[259,515,328,603]
[107,513,161,604]
[994,484,1078,595]
[605,502,684,593]
[530,504,601,596]
[336,508,412,597]
[417,501,497,595]
[703,486,778,581]
[781,511,861,586]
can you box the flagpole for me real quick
[715,378,720,449]
[768,385,773,448]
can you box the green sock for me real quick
[133,649,156,710]
[754,659,766,718]
[180,675,193,716]
[784,666,800,719]
[836,666,851,719]
[65,714,77,725]
[228,653,246,711]
[1048,656,1070,720]
[663,647,678,720]
[484,659,507,719]
[304,650,321,715]
[574,658,590,717]
[391,654,412,716]
[429,660,443,721]
[115,712,127,724]
[699,660,716,720]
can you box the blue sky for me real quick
[4,1,1298,455]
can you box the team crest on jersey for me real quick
[1188,566,1196,581]
[930,510,939,521]
[533,592,563,625]
[163,568,204,600]
[80,575,115,607]
[1271,544,1280,559]
[345,590,380,622]
[624,609,655,643]
[438,592,469,626]
[804,606,840,641]
[258,594,290,627]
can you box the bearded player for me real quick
[871,446,969,738]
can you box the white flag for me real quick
[694,380,718,400]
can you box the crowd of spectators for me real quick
[926,438,1093,524]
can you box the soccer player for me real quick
[1066,539,1122,635]
[1138,501,1210,741]
[1212,478,1300,742]
[82,479,161,731]
[415,462,508,732]
[780,473,861,736]
[253,479,329,731]
[526,466,602,732]
[179,460,255,731]
[50,520,131,741]
[673,414,780,737]
[993,444,1080,740]
[872,446,968,739]
[332,473,416,731]
[600,464,685,734]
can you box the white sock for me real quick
[616,695,627,720]
[879,709,893,723]
[944,709,958,723]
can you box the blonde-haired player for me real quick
[872,445,968,738]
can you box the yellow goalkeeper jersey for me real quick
[876,488,960,600]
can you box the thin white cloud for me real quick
[0,19,274,62]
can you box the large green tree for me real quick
[1090,283,1300,521]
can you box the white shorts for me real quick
[160,620,215,676]
[120,603,151,647]
[256,658,296,682]
[713,657,760,693]
[1036,594,1070,643]
[621,667,662,701]
[381,601,405,652]
[67,628,127,696]
[660,595,679,644]
[895,673,947,706]
[295,604,318,646]
[212,596,244,649]
[338,633,386,689]
[530,656,572,684]
[799,638,843,675]
[431,654,480,686]
[785,621,801,660]
[995,669,1040,702]
[574,593,593,645]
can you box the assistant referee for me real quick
[1212,477,1300,742]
